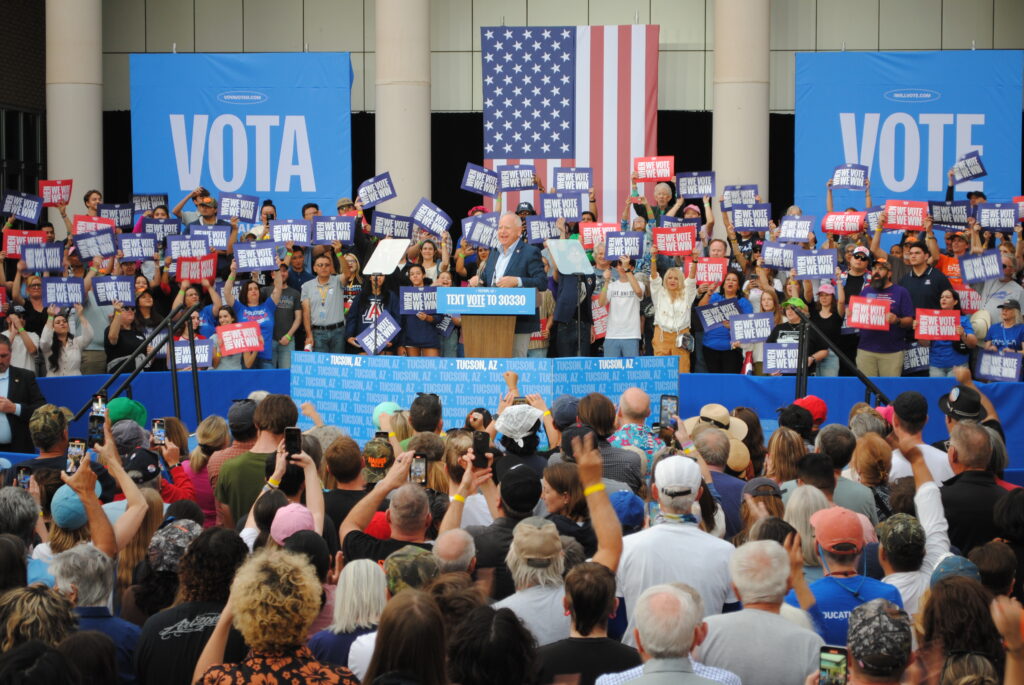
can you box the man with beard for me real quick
[855,258,914,377]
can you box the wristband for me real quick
[388,432,396,438]
[335,252,344,260]
[284,334,292,343]
[452,494,466,503]
[267,477,281,488]
[18,328,24,333]
[583,483,606,496]
[542,410,551,417]
[285,251,293,258]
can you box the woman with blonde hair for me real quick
[783,484,831,582]
[852,432,894,522]
[308,559,388,668]
[184,415,230,527]
[648,243,698,372]
[116,488,166,599]
[764,427,807,483]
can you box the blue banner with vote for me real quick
[436,287,535,315]
[130,53,352,219]
[795,51,1023,225]
[290,352,679,445]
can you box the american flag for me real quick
[481,25,660,223]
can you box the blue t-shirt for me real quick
[986,323,1024,352]
[703,293,753,351]
[233,298,277,359]
[785,574,904,645]
[196,304,218,339]
[929,314,973,369]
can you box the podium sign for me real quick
[436,287,536,316]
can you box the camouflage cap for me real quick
[147,519,203,573]
[877,513,925,555]
[384,544,439,595]
[847,599,912,677]
[29,404,72,449]
[362,438,394,484]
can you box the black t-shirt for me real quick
[842,272,867,302]
[341,530,431,563]
[22,303,48,336]
[324,489,367,529]
[810,309,844,347]
[104,325,147,363]
[135,601,248,685]
[538,637,642,685]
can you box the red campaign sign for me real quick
[3,229,46,257]
[821,212,866,235]
[884,200,928,231]
[956,287,980,314]
[633,156,675,182]
[72,215,116,235]
[653,226,696,256]
[916,308,961,341]
[38,180,73,207]
[848,296,891,331]
[695,257,728,285]
[530,317,547,343]
[216,321,263,355]
[0,289,8,317]
[579,222,617,251]
[591,294,608,339]
[1013,196,1024,220]
[176,254,217,282]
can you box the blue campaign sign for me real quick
[795,51,1023,221]
[436,287,535,315]
[130,53,353,218]
[289,353,678,445]
[461,163,499,198]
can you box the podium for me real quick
[436,287,537,359]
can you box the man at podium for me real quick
[469,213,547,357]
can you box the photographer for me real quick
[598,254,644,357]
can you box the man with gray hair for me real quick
[627,584,716,684]
[433,528,476,574]
[617,455,736,648]
[51,544,140,683]
[340,451,433,563]
[695,540,823,684]
[941,421,1007,555]
[691,427,744,538]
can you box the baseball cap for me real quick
[148,519,202,573]
[654,456,702,498]
[609,490,645,534]
[892,391,927,426]
[384,545,440,594]
[362,438,394,484]
[372,401,401,430]
[270,503,315,545]
[873,256,891,268]
[683,203,701,215]
[498,464,542,515]
[29,404,71,448]
[852,245,871,258]
[515,201,535,215]
[793,395,828,425]
[511,517,562,568]
[817,282,836,296]
[997,298,1021,311]
[949,231,968,241]
[336,197,355,210]
[50,482,102,530]
[847,599,912,677]
[781,297,807,309]
[107,397,147,428]
[810,506,865,554]
[742,477,783,499]
[877,513,925,556]
[930,555,981,586]
[112,420,148,455]
[123,448,161,485]
[551,395,579,430]
[467,205,487,216]
[228,399,257,434]
[937,385,985,422]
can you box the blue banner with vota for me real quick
[290,352,679,445]
[795,51,1023,225]
[130,53,353,218]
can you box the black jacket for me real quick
[940,470,1008,555]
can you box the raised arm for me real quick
[572,432,623,571]
[339,451,412,541]
[438,451,494,535]
[171,188,199,220]
[60,455,116,558]
[863,177,872,209]
[825,178,834,214]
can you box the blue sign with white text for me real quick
[795,51,1023,222]
[130,53,353,219]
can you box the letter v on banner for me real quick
[131,53,353,219]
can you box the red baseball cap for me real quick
[811,507,864,554]
[794,395,827,424]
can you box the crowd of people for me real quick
[0,363,1021,683]
[2,167,1021,378]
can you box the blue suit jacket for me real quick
[479,240,548,334]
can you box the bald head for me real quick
[618,388,650,423]
[497,213,524,248]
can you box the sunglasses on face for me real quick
[851,254,868,260]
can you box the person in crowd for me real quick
[915,288,977,376]
[121,518,202,627]
[57,630,119,685]
[970,249,1023,325]
[193,547,359,684]
[40,304,91,376]
[844,599,914,685]
[206,398,257,490]
[899,239,953,311]
[765,298,829,375]
[344,273,399,353]
[321,435,368,526]
[309,559,387,668]
[104,299,149,371]
[50,544,139,684]
[764,426,807,484]
[648,251,698,372]
[224,262,282,368]
[302,252,351,353]
[541,462,596,556]
[806,279,846,376]
[731,407,767,475]
[691,427,744,539]
[983,298,1024,355]
[433,528,477,573]
[0,585,77,652]
[941,420,1008,555]
[968,540,1018,597]
[399,263,442,356]
[183,414,229,527]
[626,583,715,684]
[209,306,256,370]
[851,432,894,521]
[11,269,49,337]
[0,336,46,453]
[598,254,644,358]
[215,393,297,527]
[492,402,547,480]
[360,590,447,685]
[783,485,830,583]
[699,270,752,373]
[448,603,540,685]
[994,490,1024,603]
[576,394,644,494]
[608,388,660,470]
[889,391,955,483]
[921,575,1006,676]
[855,257,914,377]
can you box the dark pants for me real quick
[554,320,589,357]
[692,330,708,373]
[703,346,742,374]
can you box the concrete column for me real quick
[712,0,770,235]
[46,0,104,235]
[375,0,431,214]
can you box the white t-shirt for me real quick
[605,280,641,340]
[890,443,955,485]
[348,631,377,681]
[453,492,493,528]
[494,584,571,646]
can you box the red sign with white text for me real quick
[884,200,928,231]
[848,296,891,331]
[821,212,866,235]
[176,254,217,282]
[72,215,116,235]
[916,308,961,341]
[633,156,675,182]
[3,230,46,257]
[579,222,617,251]
[956,287,980,314]
[653,226,697,256]
[38,180,74,207]
[1013,196,1024,220]
[591,295,608,339]
[216,321,263,355]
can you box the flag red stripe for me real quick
[589,27,605,220]
[617,25,633,216]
